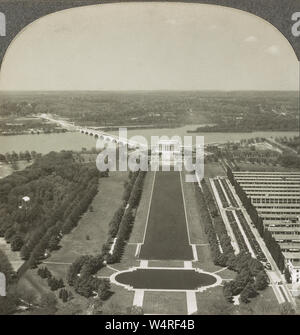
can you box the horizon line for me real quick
[0,89,299,93]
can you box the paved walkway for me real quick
[184,261,193,269]
[186,291,198,315]
[140,260,148,268]
[133,289,144,307]
[42,261,72,265]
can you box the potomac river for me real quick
[0,125,298,154]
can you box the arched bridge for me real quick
[39,113,147,149]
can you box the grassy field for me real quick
[0,162,13,178]
[129,171,155,243]
[204,162,225,179]
[0,237,24,272]
[181,171,208,245]
[143,291,187,315]
[195,285,280,315]
[246,287,281,315]
[139,171,193,260]
[102,283,135,315]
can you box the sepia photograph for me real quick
[0,1,299,319]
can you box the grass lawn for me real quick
[195,245,219,272]
[143,291,187,315]
[196,286,233,315]
[204,162,225,179]
[246,287,280,315]
[0,237,24,272]
[102,283,135,315]
[129,171,155,243]
[0,162,13,178]
[139,171,193,260]
[181,172,208,245]
[148,260,184,268]
[18,269,49,297]
[0,160,32,178]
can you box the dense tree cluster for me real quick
[47,277,64,291]
[0,151,104,273]
[227,167,286,272]
[67,254,107,298]
[284,267,292,284]
[37,266,52,279]
[97,279,111,301]
[275,136,300,154]
[0,151,36,164]
[263,230,285,272]
[277,153,300,169]
[223,253,269,303]
[37,266,64,291]
[58,288,73,303]
[2,91,297,131]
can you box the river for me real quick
[0,125,298,154]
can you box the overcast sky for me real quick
[0,3,298,91]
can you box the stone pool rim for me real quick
[110,266,223,292]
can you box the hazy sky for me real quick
[0,3,298,91]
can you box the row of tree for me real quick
[0,151,38,163]
[106,170,146,264]
[37,266,64,291]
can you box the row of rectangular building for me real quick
[233,171,300,284]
